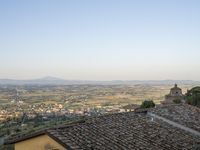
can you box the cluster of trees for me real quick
[185,87,200,107]
[140,100,155,109]
[0,145,14,150]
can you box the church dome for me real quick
[170,84,182,96]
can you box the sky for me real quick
[0,0,200,80]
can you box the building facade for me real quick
[163,84,184,104]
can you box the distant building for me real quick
[162,84,184,104]
[169,84,183,96]
[122,104,139,112]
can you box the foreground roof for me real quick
[48,110,200,149]
[150,104,200,132]
[6,104,200,150]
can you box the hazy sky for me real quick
[0,0,200,80]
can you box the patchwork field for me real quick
[0,84,196,109]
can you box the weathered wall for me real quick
[15,134,66,150]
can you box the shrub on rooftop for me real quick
[173,98,181,104]
[140,100,155,109]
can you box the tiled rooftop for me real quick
[5,104,200,149]
[47,110,200,150]
[150,104,200,132]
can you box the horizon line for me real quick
[0,76,199,82]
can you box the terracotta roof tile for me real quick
[47,111,200,149]
[150,104,200,132]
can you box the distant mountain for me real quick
[0,77,199,85]
[37,76,63,81]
